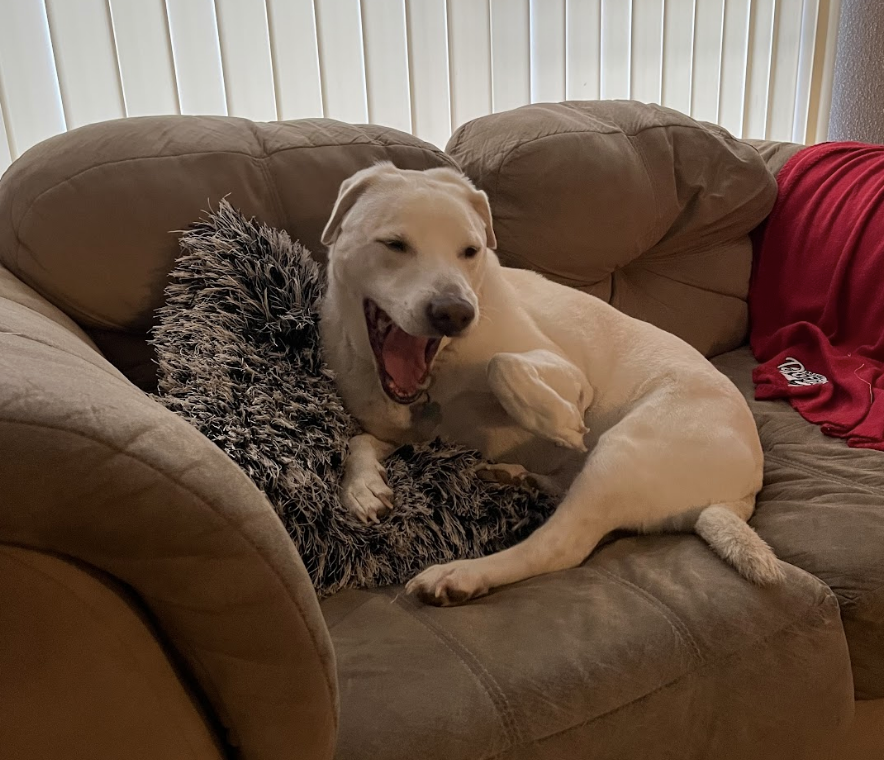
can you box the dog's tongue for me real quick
[382,326,429,396]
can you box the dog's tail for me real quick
[694,503,785,585]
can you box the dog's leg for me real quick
[487,349,593,451]
[340,433,397,524]
[406,458,613,606]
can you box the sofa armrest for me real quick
[0,545,225,760]
[0,267,337,760]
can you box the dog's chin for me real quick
[364,299,442,405]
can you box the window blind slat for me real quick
[718,0,751,137]
[0,0,67,158]
[405,0,451,148]
[690,0,725,122]
[362,0,412,132]
[631,0,664,105]
[530,0,566,103]
[491,0,530,113]
[743,0,775,139]
[266,0,324,120]
[566,0,601,100]
[791,0,820,143]
[107,0,179,117]
[315,0,368,123]
[215,0,278,122]
[447,0,493,130]
[165,0,228,115]
[44,0,125,128]
[0,104,12,175]
[767,0,804,140]
[661,0,695,115]
[808,0,840,143]
[600,0,631,99]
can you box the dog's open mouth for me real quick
[364,299,441,404]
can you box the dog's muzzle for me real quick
[425,295,475,337]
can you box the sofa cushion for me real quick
[325,537,852,760]
[743,138,805,176]
[446,101,777,357]
[715,347,884,699]
[0,115,455,388]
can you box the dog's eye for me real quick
[382,239,407,252]
[463,246,479,259]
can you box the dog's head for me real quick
[322,162,497,404]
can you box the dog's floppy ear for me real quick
[321,162,398,247]
[425,167,497,250]
[468,187,497,250]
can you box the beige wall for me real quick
[828,1,884,143]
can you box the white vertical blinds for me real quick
[491,0,530,113]
[600,0,631,100]
[631,0,663,105]
[266,0,323,121]
[107,0,179,117]
[530,0,566,103]
[661,0,695,114]
[165,0,228,115]
[0,0,840,176]
[215,0,278,121]
[565,0,601,101]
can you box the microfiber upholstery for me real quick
[715,347,884,699]
[326,538,853,760]
[447,101,778,357]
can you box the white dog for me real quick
[320,162,783,606]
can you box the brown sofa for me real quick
[0,102,882,760]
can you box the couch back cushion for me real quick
[447,101,778,356]
[0,116,455,387]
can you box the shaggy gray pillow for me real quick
[151,201,554,597]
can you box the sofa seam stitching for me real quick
[0,329,127,384]
[624,133,663,253]
[591,567,703,663]
[481,594,839,759]
[764,453,884,499]
[390,591,522,745]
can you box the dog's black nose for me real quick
[426,295,475,336]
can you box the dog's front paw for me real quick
[472,462,564,497]
[405,560,489,606]
[552,421,589,452]
[341,463,394,524]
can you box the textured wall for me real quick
[828,2,884,143]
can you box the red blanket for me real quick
[749,141,884,450]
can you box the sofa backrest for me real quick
[447,101,778,357]
[0,104,779,388]
[0,115,455,388]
